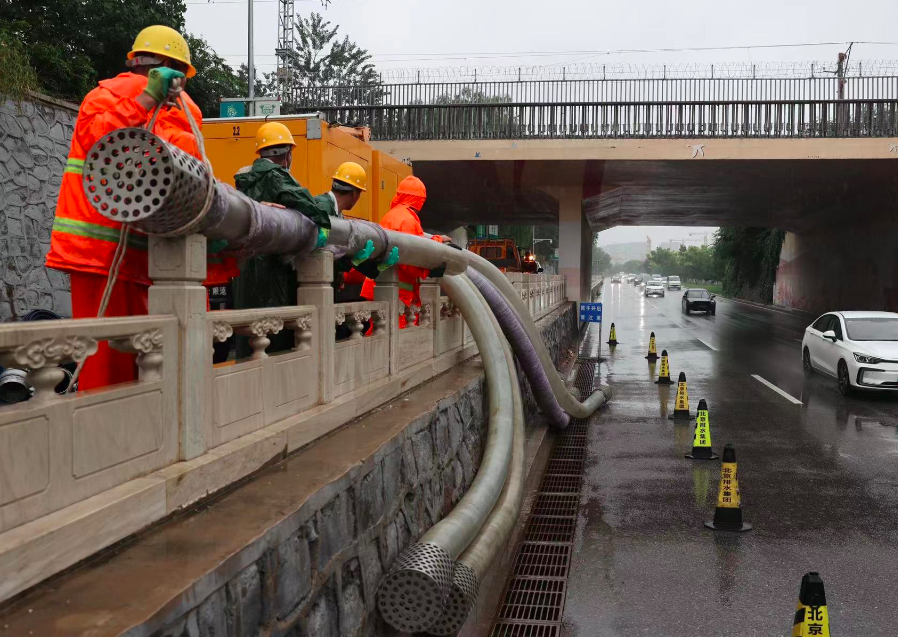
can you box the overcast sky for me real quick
[186,0,898,244]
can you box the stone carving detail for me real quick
[353,310,372,324]
[129,328,164,353]
[419,303,432,328]
[212,321,234,343]
[334,310,346,326]
[372,310,387,336]
[249,317,284,338]
[292,314,313,350]
[12,336,98,369]
[295,315,312,332]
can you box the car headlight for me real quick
[854,352,884,364]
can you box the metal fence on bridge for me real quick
[316,99,898,140]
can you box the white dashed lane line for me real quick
[751,374,803,405]
[695,337,718,351]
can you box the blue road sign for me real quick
[579,302,602,323]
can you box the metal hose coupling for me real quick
[424,562,479,636]
[377,542,455,633]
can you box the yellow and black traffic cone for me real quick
[705,444,752,532]
[645,332,659,361]
[792,572,830,636]
[655,349,673,384]
[669,372,691,419]
[686,399,719,459]
[607,322,619,346]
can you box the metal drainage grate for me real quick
[489,623,560,637]
[524,516,576,543]
[497,578,567,621]
[487,323,601,635]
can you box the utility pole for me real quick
[248,0,255,116]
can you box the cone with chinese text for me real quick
[686,399,719,459]
[655,349,673,384]
[645,332,658,361]
[669,372,690,419]
[705,444,752,532]
[607,323,619,346]
[792,572,830,637]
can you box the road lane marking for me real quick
[696,337,718,351]
[751,374,803,405]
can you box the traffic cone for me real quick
[645,332,658,361]
[686,399,719,459]
[655,349,673,384]
[792,572,830,637]
[607,323,619,346]
[704,444,751,532]
[669,372,690,419]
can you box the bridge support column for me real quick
[558,188,591,303]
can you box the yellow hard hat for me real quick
[128,25,196,78]
[332,161,367,192]
[255,122,296,153]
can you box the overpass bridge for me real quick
[302,62,898,312]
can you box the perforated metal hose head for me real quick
[424,562,479,636]
[377,542,455,633]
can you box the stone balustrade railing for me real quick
[0,234,566,603]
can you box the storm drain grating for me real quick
[489,623,560,637]
[524,516,576,543]
[497,578,567,621]
[487,323,601,634]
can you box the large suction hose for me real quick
[377,273,514,633]
[426,275,527,636]
[467,268,572,429]
[467,251,611,418]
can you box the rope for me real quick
[66,84,213,393]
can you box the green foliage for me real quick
[713,228,785,302]
[619,259,648,273]
[184,33,245,117]
[644,245,721,282]
[593,246,612,274]
[0,0,186,101]
[0,26,39,101]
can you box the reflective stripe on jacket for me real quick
[45,72,238,286]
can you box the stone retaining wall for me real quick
[0,92,77,320]
[153,302,578,637]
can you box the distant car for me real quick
[632,275,643,285]
[651,274,663,281]
[645,281,665,297]
[625,274,636,282]
[802,311,898,395]
[667,276,682,291]
[611,274,622,283]
[682,288,716,315]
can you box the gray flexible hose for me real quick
[426,275,527,636]
[377,273,514,634]
[467,268,571,429]
[467,251,612,418]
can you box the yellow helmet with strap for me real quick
[128,25,196,78]
[332,161,367,192]
[255,122,296,155]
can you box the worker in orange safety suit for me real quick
[359,176,448,328]
[45,25,238,390]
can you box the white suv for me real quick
[667,276,681,290]
[644,281,665,297]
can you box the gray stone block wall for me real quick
[152,303,579,637]
[0,93,77,321]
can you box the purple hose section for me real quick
[466,268,571,430]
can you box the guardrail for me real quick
[0,240,567,602]
[316,99,898,140]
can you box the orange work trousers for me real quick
[70,271,149,390]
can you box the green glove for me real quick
[351,240,375,266]
[316,227,330,248]
[143,67,186,104]
[377,246,400,272]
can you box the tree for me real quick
[185,34,245,117]
[646,248,679,275]
[620,259,647,273]
[713,228,784,301]
[282,12,378,110]
[0,0,186,101]
[593,246,612,275]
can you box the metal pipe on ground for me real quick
[467,267,572,429]
[426,274,527,636]
[377,273,515,634]
[467,251,612,418]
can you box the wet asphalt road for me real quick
[563,282,898,636]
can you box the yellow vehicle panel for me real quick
[372,151,412,222]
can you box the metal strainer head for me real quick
[377,542,455,633]
[425,562,479,636]
[82,127,208,235]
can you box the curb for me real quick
[728,296,815,320]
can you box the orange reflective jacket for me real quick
[361,176,441,306]
[45,72,238,286]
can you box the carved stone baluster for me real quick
[440,300,451,320]
[293,315,313,350]
[112,328,165,382]
[350,310,371,340]
[419,303,432,328]
[236,317,284,360]
[10,336,98,402]
[372,308,387,336]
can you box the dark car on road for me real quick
[682,288,716,315]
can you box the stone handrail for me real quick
[0,237,568,604]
